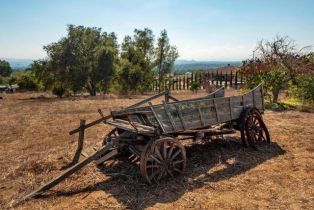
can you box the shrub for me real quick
[289,75,314,103]
[190,81,201,93]
[8,71,39,91]
[52,85,66,98]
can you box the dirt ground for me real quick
[0,90,313,210]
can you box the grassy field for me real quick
[0,90,313,209]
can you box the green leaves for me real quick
[41,25,118,96]
[0,59,12,77]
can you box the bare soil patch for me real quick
[0,90,313,209]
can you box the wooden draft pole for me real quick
[20,144,112,203]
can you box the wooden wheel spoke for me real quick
[163,141,168,160]
[167,144,175,159]
[149,169,162,180]
[170,150,181,161]
[156,170,165,181]
[154,146,163,161]
[149,154,161,164]
[173,167,183,173]
[172,159,184,165]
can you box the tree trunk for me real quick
[87,81,97,96]
[272,88,280,103]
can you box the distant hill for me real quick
[0,58,33,70]
[1,58,242,72]
[174,60,242,72]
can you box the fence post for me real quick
[235,72,238,89]
[220,72,223,87]
[230,71,233,87]
[225,72,228,87]
[183,75,186,90]
[215,71,218,86]
[211,71,214,85]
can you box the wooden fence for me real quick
[152,70,245,92]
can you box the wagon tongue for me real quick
[18,143,114,204]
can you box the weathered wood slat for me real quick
[106,119,155,134]
[174,104,186,130]
[163,101,177,132]
[95,149,118,165]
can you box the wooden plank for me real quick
[174,104,186,130]
[198,107,205,126]
[21,144,111,201]
[168,95,179,102]
[229,97,233,120]
[148,102,167,133]
[213,98,220,122]
[95,149,118,165]
[114,119,154,131]
[163,101,177,132]
[106,120,154,134]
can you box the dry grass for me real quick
[0,90,313,209]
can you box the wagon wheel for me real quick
[244,108,270,149]
[140,137,186,184]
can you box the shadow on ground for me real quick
[38,137,285,209]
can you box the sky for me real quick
[0,0,314,61]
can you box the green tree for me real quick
[43,25,118,96]
[155,30,179,92]
[118,28,155,94]
[0,59,12,77]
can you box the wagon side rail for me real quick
[148,84,264,134]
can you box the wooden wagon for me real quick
[22,84,270,201]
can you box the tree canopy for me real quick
[36,25,118,96]
[30,26,178,96]
[0,59,12,77]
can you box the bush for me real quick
[289,76,314,103]
[52,85,66,98]
[8,71,39,91]
[190,81,201,93]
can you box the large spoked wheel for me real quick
[140,137,186,184]
[244,108,270,149]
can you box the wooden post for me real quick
[216,71,218,86]
[179,77,181,90]
[211,71,214,84]
[225,72,228,87]
[230,71,233,87]
[183,75,186,90]
[175,77,178,90]
[220,72,223,87]
[165,88,170,103]
[235,72,238,89]
[191,72,194,84]
[71,119,86,164]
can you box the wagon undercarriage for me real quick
[21,85,270,203]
